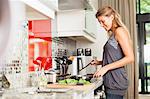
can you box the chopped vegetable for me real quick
[58,78,91,85]
[78,78,90,85]
[58,79,67,85]
[66,79,78,85]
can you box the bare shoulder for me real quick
[115,27,129,41]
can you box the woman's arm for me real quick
[94,27,134,77]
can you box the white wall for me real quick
[4,1,27,67]
[2,0,29,88]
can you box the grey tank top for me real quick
[102,33,129,95]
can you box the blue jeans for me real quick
[106,93,124,99]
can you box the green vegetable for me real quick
[66,79,78,85]
[85,81,90,85]
[78,79,90,85]
[58,78,90,85]
[78,79,86,84]
[58,80,67,85]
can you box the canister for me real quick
[45,70,56,84]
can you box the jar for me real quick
[45,70,56,84]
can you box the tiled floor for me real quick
[139,94,150,99]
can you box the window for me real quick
[136,0,150,14]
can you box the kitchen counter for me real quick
[1,77,103,99]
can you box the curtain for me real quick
[98,0,138,99]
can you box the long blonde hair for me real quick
[96,6,129,35]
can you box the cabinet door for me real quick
[85,10,96,37]
[57,10,85,32]
[29,20,51,33]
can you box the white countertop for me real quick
[1,77,103,99]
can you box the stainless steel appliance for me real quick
[68,56,94,75]
[77,48,84,56]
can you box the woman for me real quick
[91,6,134,99]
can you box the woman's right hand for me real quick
[90,60,101,66]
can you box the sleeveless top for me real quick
[102,33,129,95]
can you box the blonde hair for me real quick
[96,6,129,35]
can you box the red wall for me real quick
[28,20,52,71]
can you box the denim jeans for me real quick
[106,93,124,99]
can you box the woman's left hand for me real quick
[93,66,108,78]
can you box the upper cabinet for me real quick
[58,0,93,11]
[55,0,97,42]
[22,0,97,42]
[56,9,97,42]
[85,10,97,39]
[21,0,58,19]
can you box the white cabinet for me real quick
[85,10,97,38]
[56,10,97,42]
[21,0,56,19]
[57,10,85,33]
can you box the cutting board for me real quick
[47,83,95,91]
